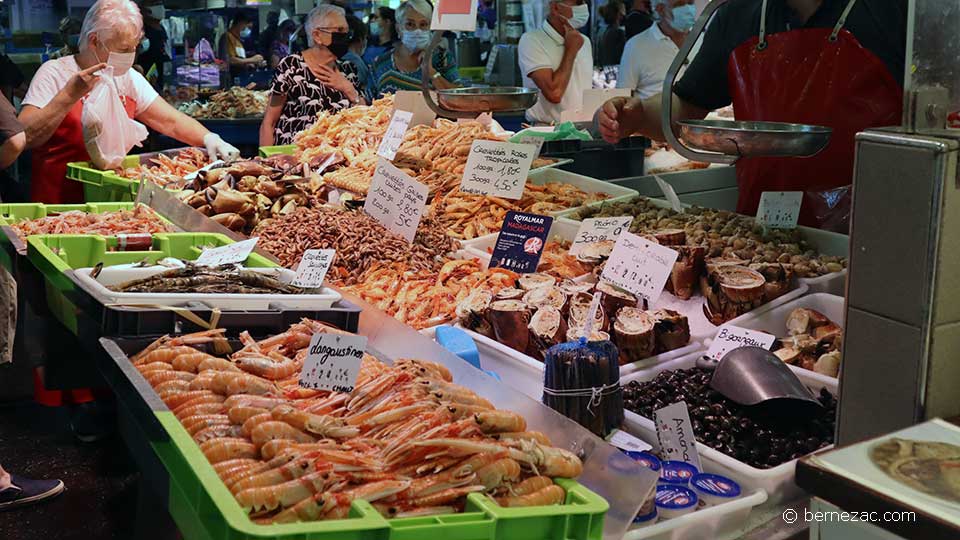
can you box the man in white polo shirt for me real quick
[518,0,593,125]
[617,0,696,99]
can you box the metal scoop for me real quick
[697,347,823,415]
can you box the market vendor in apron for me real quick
[598,0,905,230]
[19,0,240,204]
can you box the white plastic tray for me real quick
[706,293,845,386]
[620,349,838,505]
[624,489,768,540]
[74,264,341,310]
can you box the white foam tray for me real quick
[75,264,341,310]
[620,349,838,505]
[624,489,768,540]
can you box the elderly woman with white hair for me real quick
[19,0,237,204]
[369,0,461,99]
[259,5,365,146]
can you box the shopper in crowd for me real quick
[597,0,626,67]
[343,15,371,99]
[363,7,398,65]
[624,0,654,40]
[220,11,266,78]
[259,10,281,56]
[599,0,905,229]
[369,0,460,98]
[617,0,695,99]
[137,2,170,90]
[260,5,365,146]
[270,19,298,69]
[517,0,593,125]
[51,17,82,60]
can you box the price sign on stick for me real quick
[569,216,633,256]
[706,325,777,362]
[757,191,802,229]
[430,0,477,31]
[364,158,429,243]
[655,401,702,471]
[299,333,366,393]
[516,135,545,159]
[600,232,678,304]
[460,140,536,200]
[377,110,413,160]
[654,175,683,213]
[291,249,335,288]
[195,237,259,267]
[489,211,553,274]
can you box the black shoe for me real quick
[70,401,114,443]
[0,475,64,510]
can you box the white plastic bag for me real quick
[81,70,148,170]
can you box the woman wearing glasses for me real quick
[369,0,461,99]
[259,4,365,146]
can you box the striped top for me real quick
[369,48,460,99]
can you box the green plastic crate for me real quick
[26,232,275,334]
[66,148,201,203]
[259,144,296,158]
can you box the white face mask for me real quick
[107,51,136,76]
[669,4,697,31]
[566,4,589,29]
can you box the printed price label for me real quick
[607,429,653,453]
[195,237,258,267]
[516,135,545,159]
[569,216,632,256]
[489,211,553,274]
[654,401,701,471]
[364,158,429,243]
[291,249,335,288]
[654,175,683,213]
[757,191,802,229]
[377,110,413,160]
[706,325,777,362]
[599,232,678,303]
[299,333,366,393]
[460,140,536,200]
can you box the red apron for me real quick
[727,0,902,229]
[30,93,138,204]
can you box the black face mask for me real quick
[328,31,351,58]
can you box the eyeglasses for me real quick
[316,26,350,34]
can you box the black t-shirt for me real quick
[674,0,907,111]
[624,10,654,40]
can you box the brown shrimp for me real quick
[495,484,565,507]
[250,421,316,448]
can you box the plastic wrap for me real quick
[806,186,851,234]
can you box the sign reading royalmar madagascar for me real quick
[489,211,554,274]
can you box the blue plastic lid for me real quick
[655,485,698,510]
[691,473,741,498]
[659,461,698,485]
[623,451,661,472]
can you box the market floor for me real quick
[0,400,138,540]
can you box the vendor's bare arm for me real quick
[138,98,210,146]
[528,49,578,104]
[0,132,25,168]
[259,94,285,147]
[19,62,106,149]
[598,92,709,143]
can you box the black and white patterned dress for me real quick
[270,54,363,145]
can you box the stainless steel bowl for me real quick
[436,87,539,113]
[678,119,832,158]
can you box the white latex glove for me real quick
[203,132,240,162]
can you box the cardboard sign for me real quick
[599,232,678,303]
[654,175,683,213]
[757,191,802,229]
[654,401,702,471]
[364,158,429,243]
[489,211,553,274]
[195,237,258,267]
[706,325,777,362]
[394,91,437,127]
[460,140,536,200]
[569,216,633,256]
[560,88,631,123]
[430,0,478,31]
[299,333,366,393]
[516,135,545,159]
[607,429,653,453]
[291,249,335,288]
[377,110,414,161]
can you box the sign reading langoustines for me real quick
[299,333,366,393]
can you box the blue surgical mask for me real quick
[401,29,431,52]
[141,38,151,51]
[370,21,381,36]
[670,4,697,32]
[240,27,252,39]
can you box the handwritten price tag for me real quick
[291,249,335,288]
[516,135,545,159]
[706,325,777,362]
[195,237,258,267]
[299,333,366,393]
[377,110,413,161]
[655,401,701,471]
[599,232,678,303]
[460,140,536,200]
[364,158,429,243]
[569,216,632,256]
[757,191,802,229]
[654,175,683,213]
